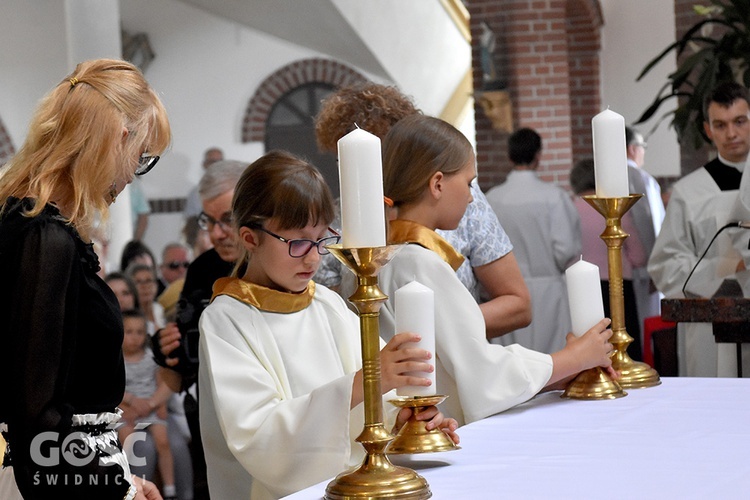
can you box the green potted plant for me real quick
[636,0,750,149]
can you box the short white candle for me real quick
[337,128,387,248]
[394,281,436,396]
[565,257,605,337]
[592,108,629,198]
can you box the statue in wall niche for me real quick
[477,21,512,133]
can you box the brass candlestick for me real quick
[387,395,460,455]
[325,244,431,500]
[584,195,660,389]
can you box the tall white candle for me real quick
[592,108,629,198]
[565,257,605,337]
[337,128,387,248]
[395,281,436,396]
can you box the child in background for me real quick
[378,115,617,425]
[127,263,166,335]
[105,272,141,311]
[198,150,459,500]
[120,309,178,500]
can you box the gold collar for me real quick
[388,219,464,271]
[211,277,315,313]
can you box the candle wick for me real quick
[354,123,360,129]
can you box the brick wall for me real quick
[469,0,603,193]
[242,58,366,144]
[149,58,367,214]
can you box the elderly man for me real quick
[155,159,246,498]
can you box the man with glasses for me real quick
[159,242,193,286]
[153,159,246,499]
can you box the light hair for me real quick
[382,115,473,207]
[198,159,248,202]
[161,241,192,262]
[0,59,171,240]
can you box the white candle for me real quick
[394,281,436,396]
[337,128,387,248]
[565,257,605,337]
[592,108,629,198]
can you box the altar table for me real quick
[284,378,750,499]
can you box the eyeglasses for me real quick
[165,261,190,270]
[248,224,341,258]
[135,155,160,176]
[198,211,233,232]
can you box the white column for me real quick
[64,0,122,69]
[64,0,132,274]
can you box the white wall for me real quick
[332,0,471,118]
[0,0,680,261]
[0,0,69,146]
[600,0,680,177]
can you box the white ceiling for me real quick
[176,0,390,78]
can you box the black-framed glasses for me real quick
[165,261,190,270]
[198,211,233,232]
[135,155,160,176]
[249,223,341,258]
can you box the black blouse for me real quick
[0,197,128,498]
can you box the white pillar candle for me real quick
[337,127,387,248]
[565,257,605,337]
[394,281,436,396]
[592,108,629,198]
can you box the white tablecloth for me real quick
[284,377,750,499]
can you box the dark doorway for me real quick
[265,82,339,198]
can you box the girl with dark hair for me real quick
[198,150,459,499]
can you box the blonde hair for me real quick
[0,59,171,240]
[382,115,473,207]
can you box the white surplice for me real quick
[199,280,397,500]
[648,162,750,377]
[485,170,581,353]
[379,223,553,426]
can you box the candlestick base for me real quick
[386,395,460,455]
[612,351,661,389]
[561,367,627,400]
[325,244,431,500]
[325,458,431,500]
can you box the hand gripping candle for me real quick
[337,127,387,248]
[592,108,630,198]
[565,257,605,336]
[395,281,436,396]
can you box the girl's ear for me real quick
[239,226,260,252]
[428,171,444,199]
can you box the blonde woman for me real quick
[0,59,170,500]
